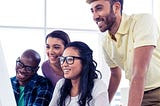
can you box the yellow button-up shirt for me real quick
[103,13,160,91]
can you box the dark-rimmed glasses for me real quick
[59,56,83,65]
[16,57,38,72]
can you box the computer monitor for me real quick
[0,41,16,106]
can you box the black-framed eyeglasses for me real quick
[59,56,83,65]
[16,57,38,72]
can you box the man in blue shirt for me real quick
[11,49,53,106]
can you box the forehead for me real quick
[90,0,110,8]
[20,56,34,66]
[63,47,79,56]
[46,37,64,45]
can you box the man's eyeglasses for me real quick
[16,57,38,72]
[59,56,83,65]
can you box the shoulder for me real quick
[52,78,65,92]
[128,13,158,40]
[49,79,65,106]
[37,75,51,82]
[56,78,65,87]
[132,13,154,19]
[33,75,53,87]
[42,60,49,65]
[34,74,53,87]
[92,79,107,93]
[94,79,107,88]
[41,60,50,68]
[10,76,17,84]
[129,13,159,47]
[33,75,54,93]
[41,60,51,76]
[130,13,156,25]
[10,76,16,81]
[52,78,64,95]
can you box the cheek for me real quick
[101,7,111,17]
[109,8,116,20]
[104,11,116,25]
[74,64,82,75]
[46,51,49,56]
[15,66,20,72]
[46,49,50,55]
[56,49,64,56]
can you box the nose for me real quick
[48,47,55,55]
[48,47,53,52]
[17,67,26,73]
[61,59,68,67]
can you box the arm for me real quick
[93,79,110,106]
[49,79,64,106]
[49,85,59,106]
[94,92,110,106]
[128,46,154,106]
[108,66,121,103]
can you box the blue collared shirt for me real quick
[11,73,53,106]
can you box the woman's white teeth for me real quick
[63,69,69,72]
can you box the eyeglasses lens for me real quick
[16,58,36,72]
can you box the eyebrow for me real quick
[90,4,104,12]
[46,43,61,46]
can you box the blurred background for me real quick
[0,0,159,105]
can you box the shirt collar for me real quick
[117,13,131,35]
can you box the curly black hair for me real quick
[58,41,102,106]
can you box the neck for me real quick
[71,79,80,97]
[50,62,63,76]
[109,15,122,41]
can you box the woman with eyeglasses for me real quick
[49,41,109,106]
[10,49,53,106]
[41,30,70,89]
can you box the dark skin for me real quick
[15,49,40,86]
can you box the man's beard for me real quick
[103,10,116,32]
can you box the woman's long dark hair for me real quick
[58,41,102,106]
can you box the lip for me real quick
[63,69,71,73]
[49,54,57,58]
[96,17,106,25]
[49,56,55,60]
[49,55,58,61]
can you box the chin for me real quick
[64,75,73,79]
[49,59,56,64]
[64,77,70,79]
[99,26,108,32]
[64,75,68,78]
[99,28,106,32]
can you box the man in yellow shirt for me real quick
[86,0,160,106]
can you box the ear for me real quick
[112,2,121,14]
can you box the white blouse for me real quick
[49,78,110,106]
